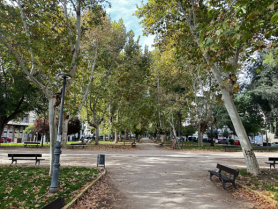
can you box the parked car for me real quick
[271,142,278,147]
[202,138,210,143]
[188,136,197,142]
[234,139,240,145]
[218,138,229,144]
[0,137,11,143]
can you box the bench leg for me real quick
[232,181,237,189]
[223,181,226,190]
[210,173,213,181]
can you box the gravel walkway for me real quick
[0,138,274,208]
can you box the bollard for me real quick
[97,154,105,168]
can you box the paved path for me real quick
[0,138,273,208]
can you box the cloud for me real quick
[105,0,154,51]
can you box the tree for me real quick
[244,49,278,135]
[0,61,46,138]
[135,0,277,175]
[34,118,49,135]
[223,129,229,138]
[67,117,81,135]
[24,125,35,134]
[0,0,110,175]
[182,125,196,140]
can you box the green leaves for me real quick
[271,12,278,23]
[263,52,275,66]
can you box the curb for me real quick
[63,168,106,209]
[236,182,278,206]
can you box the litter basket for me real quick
[97,154,105,168]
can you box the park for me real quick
[0,0,278,208]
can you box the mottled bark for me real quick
[48,97,57,176]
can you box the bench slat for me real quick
[217,164,239,176]
[8,154,42,157]
[269,157,278,161]
[9,158,45,160]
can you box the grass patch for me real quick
[0,165,99,208]
[237,168,278,201]
[162,141,242,151]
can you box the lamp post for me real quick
[49,73,72,193]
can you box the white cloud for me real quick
[105,0,154,51]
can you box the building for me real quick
[2,113,36,142]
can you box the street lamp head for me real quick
[58,73,72,80]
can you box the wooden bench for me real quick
[24,142,40,147]
[256,146,271,152]
[222,145,239,152]
[41,196,65,209]
[8,154,45,165]
[208,164,239,190]
[70,143,86,149]
[265,157,278,169]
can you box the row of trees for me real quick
[1,0,278,177]
[0,0,152,175]
[135,0,278,176]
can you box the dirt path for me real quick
[0,138,274,208]
[104,138,255,209]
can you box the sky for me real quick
[105,0,155,50]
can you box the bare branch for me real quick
[63,0,74,51]
[0,32,52,98]
[69,0,77,12]
[16,0,36,75]
[191,0,197,27]
[77,45,99,111]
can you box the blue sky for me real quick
[106,0,155,50]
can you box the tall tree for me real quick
[136,0,277,175]
[0,0,110,175]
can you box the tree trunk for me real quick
[170,128,173,141]
[210,122,214,146]
[124,128,128,146]
[221,88,260,175]
[95,125,99,145]
[119,132,121,142]
[197,123,203,147]
[61,116,70,148]
[161,134,166,143]
[104,134,106,141]
[48,97,57,176]
[114,130,118,143]
[0,118,7,142]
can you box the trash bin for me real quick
[97,154,105,168]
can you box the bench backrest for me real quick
[40,196,65,209]
[24,142,40,144]
[217,164,239,176]
[8,154,42,157]
[269,157,278,161]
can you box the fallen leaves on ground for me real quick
[211,175,277,209]
[71,172,115,209]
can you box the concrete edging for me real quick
[63,168,106,209]
[236,182,278,206]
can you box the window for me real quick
[9,132,13,137]
[29,117,35,122]
[23,116,28,123]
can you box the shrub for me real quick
[229,139,235,145]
